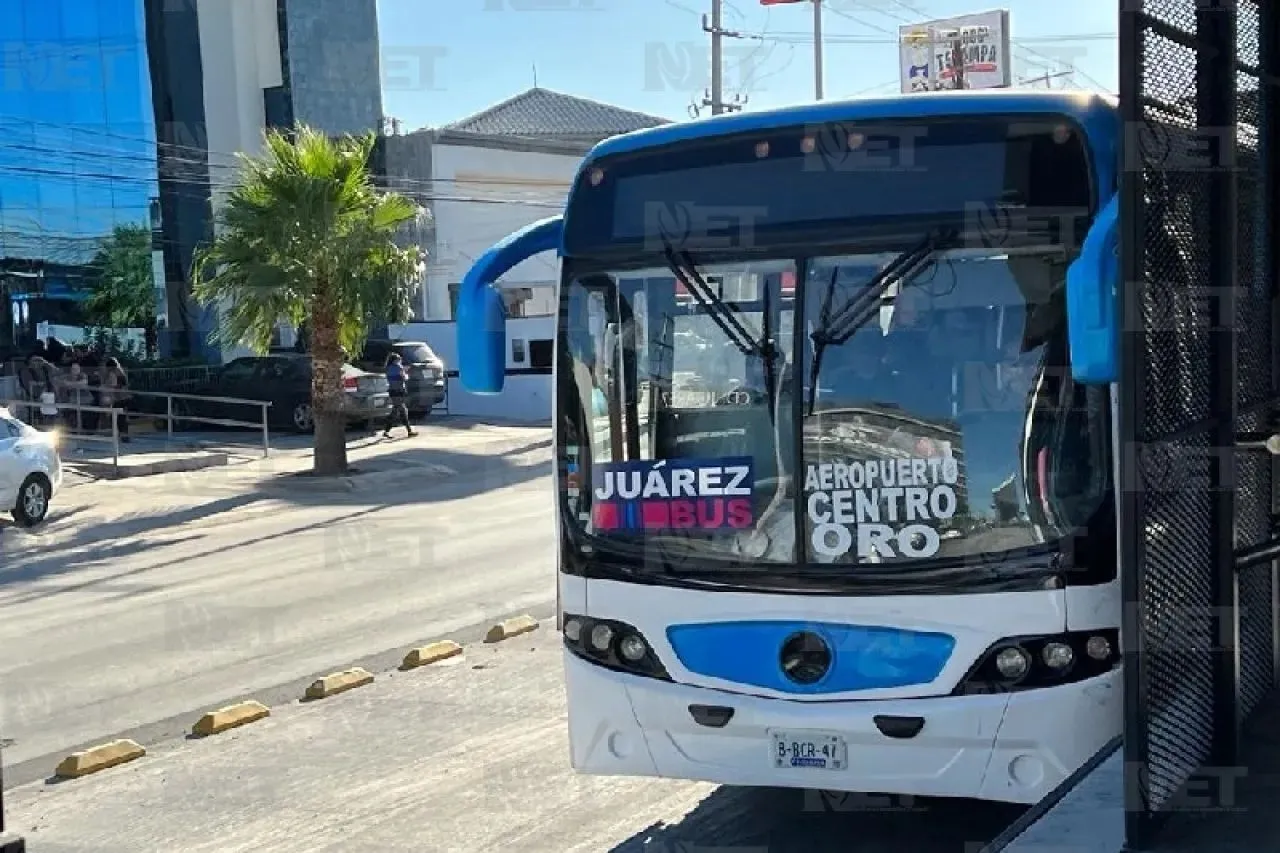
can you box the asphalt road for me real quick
[0,426,556,785]
[4,625,1025,853]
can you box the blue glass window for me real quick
[0,0,160,304]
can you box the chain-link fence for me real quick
[1120,0,1277,848]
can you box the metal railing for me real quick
[0,398,126,471]
[123,388,272,457]
[1,388,273,472]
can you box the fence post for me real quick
[111,408,120,475]
[167,395,174,443]
[261,403,270,457]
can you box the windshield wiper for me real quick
[662,242,784,420]
[661,243,764,359]
[805,230,953,416]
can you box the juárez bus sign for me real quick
[591,458,755,532]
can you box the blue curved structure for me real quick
[457,215,563,394]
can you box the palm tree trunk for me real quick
[309,294,348,476]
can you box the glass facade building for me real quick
[0,0,165,352]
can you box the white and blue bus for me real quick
[456,90,1123,804]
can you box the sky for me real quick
[377,0,1119,130]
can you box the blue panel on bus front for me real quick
[581,90,1117,168]
[665,621,955,695]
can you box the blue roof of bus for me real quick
[580,89,1118,165]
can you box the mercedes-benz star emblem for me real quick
[780,631,832,685]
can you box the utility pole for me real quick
[812,0,824,100]
[709,0,723,113]
[701,0,744,115]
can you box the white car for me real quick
[0,407,62,527]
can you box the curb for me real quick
[484,614,540,643]
[54,739,146,779]
[44,617,546,781]
[401,640,463,670]
[192,700,271,737]
[303,667,375,700]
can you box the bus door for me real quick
[577,275,639,462]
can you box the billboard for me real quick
[898,9,1012,93]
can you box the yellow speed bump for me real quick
[55,739,145,779]
[484,614,540,644]
[192,700,271,737]
[304,667,374,701]
[400,640,463,670]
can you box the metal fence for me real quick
[0,388,272,473]
[1120,0,1280,848]
[0,398,126,469]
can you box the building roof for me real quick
[444,87,670,144]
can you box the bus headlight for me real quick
[589,624,614,652]
[995,647,1031,679]
[1042,642,1074,670]
[1086,635,1112,660]
[955,629,1120,696]
[561,613,671,682]
[619,634,649,662]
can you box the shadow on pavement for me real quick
[611,787,1026,853]
[0,501,392,604]
[260,440,552,507]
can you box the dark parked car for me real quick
[179,354,391,433]
[357,339,446,417]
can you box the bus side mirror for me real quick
[1065,192,1119,385]
[457,277,507,394]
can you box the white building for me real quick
[383,88,669,421]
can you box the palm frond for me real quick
[190,124,427,357]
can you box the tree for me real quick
[191,126,425,476]
[85,223,158,355]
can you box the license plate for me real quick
[771,730,847,771]
[374,395,388,407]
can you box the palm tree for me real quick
[192,126,426,476]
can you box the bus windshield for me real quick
[557,248,1111,573]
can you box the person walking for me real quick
[99,357,131,443]
[382,352,415,438]
[59,361,91,432]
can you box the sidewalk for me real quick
[61,417,552,491]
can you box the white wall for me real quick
[425,143,574,321]
[443,375,551,423]
[197,0,284,363]
[391,317,555,371]
[390,318,555,423]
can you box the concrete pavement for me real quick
[4,624,1025,853]
[0,422,555,785]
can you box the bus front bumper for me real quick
[564,650,1120,804]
